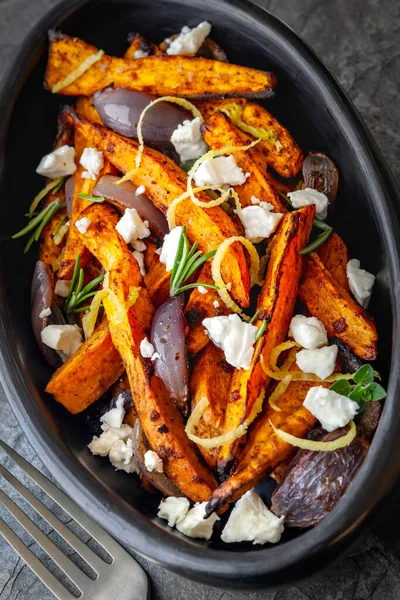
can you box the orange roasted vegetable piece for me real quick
[217,206,315,472]
[190,344,233,469]
[124,33,162,59]
[45,321,124,414]
[76,96,102,124]
[299,252,378,360]
[78,203,217,501]
[63,106,250,307]
[45,31,276,99]
[317,232,350,291]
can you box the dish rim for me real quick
[1,0,400,588]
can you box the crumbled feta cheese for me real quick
[296,345,338,380]
[144,450,164,473]
[157,497,190,527]
[304,386,359,432]
[115,208,150,244]
[36,145,76,179]
[170,117,208,162]
[287,187,329,220]
[100,394,125,430]
[289,315,328,350]
[132,250,146,277]
[140,337,156,358]
[109,438,138,473]
[54,279,71,298]
[133,49,149,59]
[151,352,161,361]
[176,502,220,540]
[213,300,220,308]
[198,286,208,295]
[158,226,183,272]
[251,196,261,204]
[131,239,147,252]
[193,155,247,188]
[221,489,284,545]
[235,203,283,242]
[202,314,258,370]
[135,185,146,195]
[41,324,83,358]
[166,21,211,56]
[347,259,375,308]
[39,307,52,319]
[88,424,138,474]
[80,147,104,180]
[75,217,91,234]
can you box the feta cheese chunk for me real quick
[157,497,190,527]
[131,240,147,252]
[135,185,146,195]
[251,196,261,204]
[347,258,375,308]
[140,337,156,358]
[198,286,208,295]
[176,502,219,540]
[36,145,76,179]
[144,450,164,473]
[171,118,208,163]
[193,155,247,188]
[287,187,329,220]
[235,203,283,242]
[88,424,138,474]
[132,250,146,277]
[202,314,258,370]
[166,21,211,56]
[75,217,91,234]
[221,489,284,545]
[213,300,220,308]
[304,386,359,432]
[115,208,150,245]
[133,49,149,59]
[41,324,83,358]
[158,226,183,272]
[109,438,138,473]
[54,279,71,298]
[100,394,125,430]
[80,147,104,180]
[39,307,52,319]
[289,315,328,350]
[296,345,338,380]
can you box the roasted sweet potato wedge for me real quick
[63,107,250,307]
[45,321,124,413]
[124,33,157,60]
[190,344,233,469]
[217,206,315,471]
[78,204,217,500]
[76,96,102,124]
[317,231,350,291]
[201,111,285,212]
[299,252,378,360]
[45,31,276,99]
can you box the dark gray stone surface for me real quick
[0,0,399,598]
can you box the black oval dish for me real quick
[0,0,399,589]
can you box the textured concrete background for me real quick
[1,0,400,598]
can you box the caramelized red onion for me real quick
[151,296,189,416]
[302,152,339,204]
[93,174,168,237]
[132,420,182,496]
[64,175,74,217]
[92,88,189,145]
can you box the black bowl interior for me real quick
[1,0,400,589]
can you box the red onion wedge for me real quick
[92,88,189,146]
[31,260,66,367]
[64,175,74,217]
[132,420,183,497]
[151,296,189,417]
[302,152,339,204]
[93,174,168,237]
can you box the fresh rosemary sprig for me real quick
[170,226,219,297]
[77,193,105,203]
[255,319,267,341]
[329,364,386,414]
[64,255,105,314]
[13,197,65,253]
[28,176,65,217]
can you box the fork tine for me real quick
[0,440,122,557]
[0,488,90,592]
[0,518,75,600]
[0,462,105,573]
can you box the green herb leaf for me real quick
[348,383,364,403]
[77,193,105,203]
[353,364,374,385]
[255,320,267,341]
[181,159,197,173]
[249,309,260,324]
[64,255,105,314]
[329,379,352,397]
[299,227,333,255]
[362,382,387,401]
[13,198,65,253]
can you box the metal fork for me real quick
[0,440,149,600]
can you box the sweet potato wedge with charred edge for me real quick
[45,321,124,413]
[201,111,285,212]
[317,231,350,292]
[63,106,250,307]
[190,344,233,469]
[78,203,217,500]
[45,31,276,99]
[195,98,303,178]
[299,252,378,360]
[217,206,315,472]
